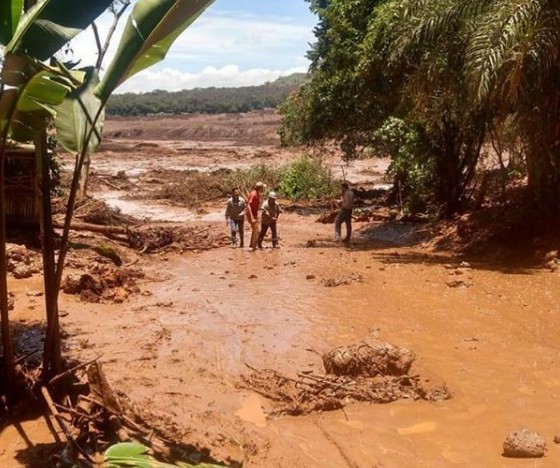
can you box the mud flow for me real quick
[2,112,560,467]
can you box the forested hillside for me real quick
[106,73,307,116]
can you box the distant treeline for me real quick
[106,73,307,116]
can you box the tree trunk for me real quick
[38,130,62,377]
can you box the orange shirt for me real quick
[246,189,260,218]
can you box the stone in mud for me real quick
[503,428,546,458]
[12,264,34,279]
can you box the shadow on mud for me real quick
[307,219,551,274]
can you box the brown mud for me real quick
[2,111,560,467]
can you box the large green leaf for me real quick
[6,0,114,61]
[16,69,73,113]
[0,0,24,45]
[0,57,76,139]
[55,67,105,153]
[95,0,216,101]
[104,442,226,468]
[9,109,47,142]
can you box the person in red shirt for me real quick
[246,181,265,250]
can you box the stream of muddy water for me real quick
[2,133,560,467]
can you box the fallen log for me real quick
[53,219,128,235]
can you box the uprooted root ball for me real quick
[240,335,449,416]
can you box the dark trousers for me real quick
[335,208,352,241]
[230,219,244,246]
[258,221,278,247]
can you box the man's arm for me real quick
[225,200,231,220]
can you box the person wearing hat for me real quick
[258,190,282,249]
[246,181,266,250]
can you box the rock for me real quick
[13,265,33,279]
[554,435,560,444]
[306,274,316,280]
[446,279,471,288]
[503,429,546,458]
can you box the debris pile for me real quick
[75,198,135,226]
[36,362,220,467]
[63,265,144,303]
[127,225,229,253]
[241,335,449,416]
[321,273,364,287]
[6,243,41,279]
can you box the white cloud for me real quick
[68,8,312,93]
[114,64,308,94]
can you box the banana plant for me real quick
[1,0,217,389]
[55,0,217,297]
[0,0,114,387]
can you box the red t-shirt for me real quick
[246,189,260,218]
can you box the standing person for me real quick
[246,181,265,251]
[225,187,246,247]
[258,191,281,248]
[335,181,354,243]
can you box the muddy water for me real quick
[4,136,559,466]
[40,213,559,467]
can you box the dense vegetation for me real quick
[107,73,307,116]
[280,0,560,220]
[160,156,337,207]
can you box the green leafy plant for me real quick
[104,442,225,468]
[225,163,283,198]
[373,117,432,213]
[280,156,337,200]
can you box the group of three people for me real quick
[225,182,281,250]
[225,181,355,250]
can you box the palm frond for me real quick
[466,0,548,103]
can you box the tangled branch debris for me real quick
[240,336,449,416]
[39,362,221,467]
[127,225,229,253]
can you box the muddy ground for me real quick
[2,111,560,467]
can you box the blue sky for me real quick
[73,0,316,94]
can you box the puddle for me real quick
[98,191,218,223]
[236,394,267,428]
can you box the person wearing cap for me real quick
[258,191,281,248]
[335,181,354,243]
[225,187,246,247]
[246,181,266,250]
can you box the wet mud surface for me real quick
[2,112,560,467]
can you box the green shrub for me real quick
[280,156,337,200]
[224,163,283,197]
[373,117,432,213]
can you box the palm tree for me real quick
[395,0,560,218]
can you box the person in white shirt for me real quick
[225,187,246,247]
[335,181,354,243]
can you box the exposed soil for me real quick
[2,111,560,467]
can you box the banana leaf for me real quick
[104,442,225,468]
[16,69,73,114]
[55,67,105,153]
[7,0,114,61]
[95,0,215,101]
[0,0,24,45]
